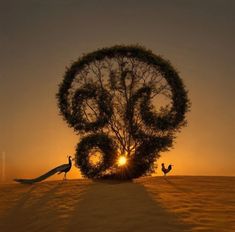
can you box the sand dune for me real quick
[0,176,234,232]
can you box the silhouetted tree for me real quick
[57,45,190,179]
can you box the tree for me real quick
[57,45,190,179]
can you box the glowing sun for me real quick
[117,156,127,166]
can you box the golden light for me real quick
[88,150,103,166]
[117,156,127,166]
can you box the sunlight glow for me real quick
[88,150,103,166]
[117,156,127,166]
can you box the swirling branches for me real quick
[75,133,117,178]
[70,84,113,132]
[57,45,190,179]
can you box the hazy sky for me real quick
[0,0,234,181]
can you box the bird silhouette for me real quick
[57,155,72,180]
[14,155,73,184]
[161,163,173,176]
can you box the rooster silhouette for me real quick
[161,163,173,176]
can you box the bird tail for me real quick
[14,165,64,184]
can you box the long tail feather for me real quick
[14,164,67,184]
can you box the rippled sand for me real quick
[0,176,234,232]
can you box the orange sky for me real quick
[0,0,234,182]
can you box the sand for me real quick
[0,176,234,232]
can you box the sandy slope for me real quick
[0,176,234,232]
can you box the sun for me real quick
[117,156,127,166]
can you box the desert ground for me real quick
[0,176,234,232]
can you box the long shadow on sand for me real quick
[1,179,195,232]
[0,182,68,232]
[163,177,191,193]
[66,180,193,232]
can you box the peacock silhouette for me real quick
[14,156,72,184]
[57,45,190,179]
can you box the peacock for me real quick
[14,156,73,184]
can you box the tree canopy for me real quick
[57,45,190,179]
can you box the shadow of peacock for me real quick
[14,156,72,184]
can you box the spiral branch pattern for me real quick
[57,45,190,179]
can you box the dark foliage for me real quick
[57,45,190,179]
[71,84,113,132]
[75,133,117,178]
